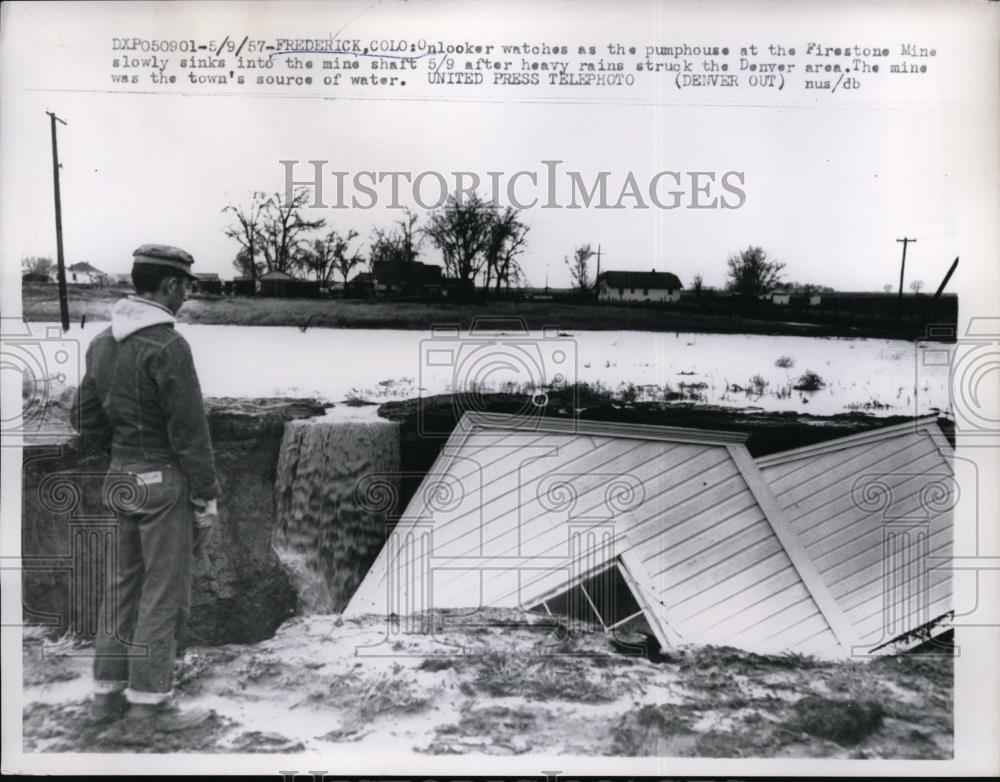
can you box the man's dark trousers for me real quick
[93,456,192,703]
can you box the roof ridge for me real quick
[755,415,944,467]
[460,411,749,445]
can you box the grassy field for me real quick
[21,283,922,338]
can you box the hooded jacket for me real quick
[73,296,219,500]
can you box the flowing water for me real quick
[273,416,400,614]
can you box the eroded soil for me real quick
[21,612,952,757]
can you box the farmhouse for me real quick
[596,269,682,303]
[371,259,443,297]
[192,272,222,295]
[761,287,792,305]
[62,261,108,286]
[258,269,320,298]
[346,413,952,659]
[346,271,375,298]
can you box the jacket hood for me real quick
[110,296,176,342]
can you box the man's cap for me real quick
[132,244,198,280]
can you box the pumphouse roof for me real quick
[346,412,885,659]
[756,416,954,653]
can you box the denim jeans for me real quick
[93,457,193,704]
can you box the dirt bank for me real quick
[21,612,952,757]
[21,397,328,646]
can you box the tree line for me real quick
[222,189,530,290]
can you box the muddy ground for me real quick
[22,611,952,758]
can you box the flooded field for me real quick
[29,322,950,417]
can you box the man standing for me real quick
[73,244,219,730]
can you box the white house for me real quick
[61,261,108,286]
[761,287,791,305]
[596,270,683,303]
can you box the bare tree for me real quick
[725,245,786,296]
[483,207,529,291]
[223,191,268,284]
[21,256,53,277]
[909,279,925,294]
[565,244,595,293]
[259,188,327,275]
[370,208,421,268]
[691,273,704,297]
[883,284,893,293]
[423,193,494,284]
[332,230,364,285]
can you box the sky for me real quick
[1,0,996,294]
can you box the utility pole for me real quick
[47,111,70,332]
[594,244,602,304]
[895,237,916,323]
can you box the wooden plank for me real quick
[755,416,942,468]
[672,558,800,626]
[787,622,845,657]
[762,438,886,495]
[658,533,781,607]
[644,507,771,586]
[853,575,952,644]
[817,527,951,599]
[466,411,749,446]
[791,450,952,540]
[737,606,834,653]
[619,548,684,649]
[839,535,952,613]
[728,445,858,656]
[770,437,940,514]
[694,586,813,645]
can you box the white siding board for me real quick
[660,535,781,607]
[757,422,953,651]
[824,525,951,597]
[839,535,952,613]
[765,439,887,494]
[853,575,952,644]
[731,603,831,652]
[348,414,851,657]
[781,617,844,656]
[770,438,939,520]
[671,556,799,624]
[692,585,813,645]
[646,511,775,591]
[792,451,950,541]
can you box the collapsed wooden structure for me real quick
[345,413,953,658]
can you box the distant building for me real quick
[809,294,822,306]
[371,260,443,297]
[258,269,319,298]
[764,288,792,305]
[596,270,683,303]
[192,273,222,295]
[420,277,475,300]
[345,271,375,299]
[62,262,108,287]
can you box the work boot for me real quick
[88,691,127,724]
[127,701,215,733]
